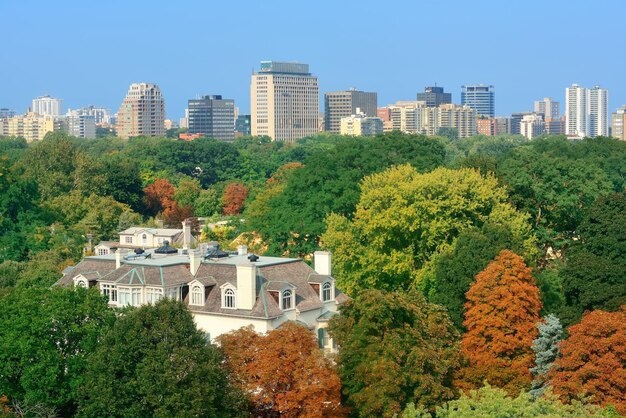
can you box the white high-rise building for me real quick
[32,95,62,117]
[251,61,319,142]
[565,84,608,138]
[520,114,545,139]
[534,98,560,119]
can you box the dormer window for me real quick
[142,234,147,245]
[322,282,333,302]
[281,289,294,310]
[191,285,204,306]
[125,236,133,244]
[76,279,88,288]
[223,288,236,309]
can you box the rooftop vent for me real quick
[134,248,145,254]
[248,254,259,262]
[204,242,230,259]
[155,240,177,254]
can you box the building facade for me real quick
[69,106,112,126]
[188,95,235,141]
[0,108,16,118]
[565,84,609,138]
[388,101,426,134]
[324,89,377,133]
[251,61,319,142]
[520,113,545,139]
[416,86,452,107]
[116,83,166,139]
[340,111,383,136]
[612,106,626,140]
[534,98,560,119]
[0,112,56,142]
[32,95,62,116]
[67,110,96,139]
[461,85,495,117]
[437,104,477,138]
[235,114,251,136]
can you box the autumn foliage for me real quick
[143,178,192,226]
[222,182,249,215]
[217,323,347,418]
[550,307,626,414]
[457,250,542,395]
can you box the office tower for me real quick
[235,114,251,136]
[340,110,383,136]
[187,95,235,141]
[0,108,16,118]
[32,95,62,116]
[534,98,560,119]
[116,83,166,139]
[612,106,626,140]
[416,86,452,107]
[251,61,319,142]
[324,89,377,133]
[0,113,56,142]
[461,85,495,117]
[437,104,476,138]
[66,110,96,139]
[520,114,545,139]
[565,84,609,138]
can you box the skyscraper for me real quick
[187,95,235,141]
[116,83,165,139]
[461,85,495,117]
[565,84,608,138]
[251,61,319,142]
[416,86,451,107]
[534,98,560,119]
[324,89,377,133]
[66,110,96,139]
[32,95,62,116]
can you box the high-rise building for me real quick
[387,101,427,134]
[32,95,62,117]
[251,61,319,142]
[612,105,626,140]
[510,112,531,135]
[69,106,111,126]
[534,98,560,119]
[416,86,452,107]
[565,84,608,138]
[0,113,56,142]
[324,89,377,133]
[116,83,166,139]
[461,85,495,117]
[66,110,96,139]
[476,117,496,136]
[494,117,511,135]
[340,110,383,136]
[187,95,235,141]
[437,104,476,138]
[235,114,251,136]
[544,117,565,135]
[0,108,16,118]
[520,114,545,139]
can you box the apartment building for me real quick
[116,83,166,139]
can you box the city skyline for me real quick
[0,0,624,120]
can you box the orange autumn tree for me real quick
[550,307,626,414]
[222,182,249,215]
[143,178,192,226]
[457,250,542,395]
[217,323,347,418]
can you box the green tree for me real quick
[194,188,222,217]
[329,289,460,417]
[560,192,626,324]
[174,176,202,209]
[77,299,244,418]
[323,165,534,296]
[530,314,563,399]
[0,287,116,416]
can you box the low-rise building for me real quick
[0,112,56,142]
[340,110,383,136]
[94,222,196,256]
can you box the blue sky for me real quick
[0,0,624,120]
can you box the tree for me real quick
[329,289,460,417]
[143,178,176,216]
[77,299,244,418]
[550,307,626,415]
[194,188,222,217]
[222,182,249,215]
[530,314,563,399]
[401,384,618,418]
[322,165,534,296]
[0,287,116,416]
[218,322,346,418]
[457,250,542,395]
[174,177,202,209]
[560,192,626,325]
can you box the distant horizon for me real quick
[1,0,624,121]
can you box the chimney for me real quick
[189,250,201,275]
[236,263,257,310]
[237,245,248,256]
[314,251,332,276]
[115,249,127,269]
[182,219,192,250]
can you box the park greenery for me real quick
[1,130,625,416]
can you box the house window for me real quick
[146,287,163,304]
[142,234,147,245]
[322,282,332,302]
[318,328,328,349]
[97,248,108,256]
[125,236,133,244]
[119,287,131,306]
[282,289,293,310]
[223,288,236,309]
[76,279,88,288]
[165,287,180,301]
[101,284,117,302]
[131,288,142,306]
[191,285,204,306]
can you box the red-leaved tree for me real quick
[456,250,542,395]
[222,182,248,215]
[550,307,626,414]
[143,178,192,226]
[217,323,347,418]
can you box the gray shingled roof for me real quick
[99,264,193,286]
[55,258,117,287]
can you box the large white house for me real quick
[56,244,347,349]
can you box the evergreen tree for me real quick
[530,314,563,399]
